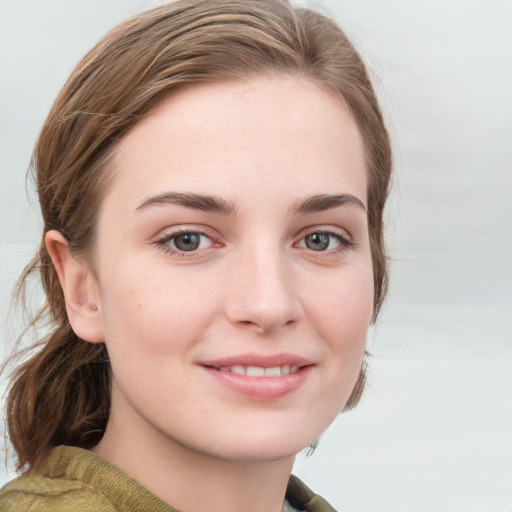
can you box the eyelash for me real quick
[154,227,355,259]
[295,229,355,256]
[154,229,217,258]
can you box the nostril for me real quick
[224,284,303,333]
[235,317,297,334]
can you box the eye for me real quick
[172,232,209,251]
[296,230,354,253]
[156,230,214,255]
[304,233,337,251]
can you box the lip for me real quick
[200,353,314,400]
[200,353,313,368]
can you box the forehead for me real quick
[109,76,367,209]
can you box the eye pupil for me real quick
[174,233,200,251]
[305,233,329,251]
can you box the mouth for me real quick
[200,355,314,400]
[210,364,302,377]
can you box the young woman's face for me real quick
[89,76,373,463]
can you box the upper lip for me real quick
[200,353,314,369]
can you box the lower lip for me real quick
[202,366,313,400]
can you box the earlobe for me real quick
[45,230,104,343]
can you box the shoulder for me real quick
[0,472,117,512]
[286,475,337,512]
[0,446,176,512]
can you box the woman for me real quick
[0,0,392,511]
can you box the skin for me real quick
[47,75,373,512]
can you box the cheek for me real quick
[98,261,217,355]
[304,259,374,393]
[310,264,374,342]
[298,262,373,425]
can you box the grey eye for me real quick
[304,233,330,251]
[173,233,201,251]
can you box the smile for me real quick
[214,365,301,377]
[201,355,314,400]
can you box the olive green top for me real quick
[0,446,336,512]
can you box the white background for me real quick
[1,1,511,511]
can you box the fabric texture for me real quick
[0,446,336,512]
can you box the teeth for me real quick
[216,365,301,377]
[264,366,281,377]
[230,365,245,375]
[246,366,265,377]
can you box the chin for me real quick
[196,423,324,463]
[214,442,305,463]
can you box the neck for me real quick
[93,414,295,512]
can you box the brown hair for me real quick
[5,0,392,471]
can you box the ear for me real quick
[45,230,104,343]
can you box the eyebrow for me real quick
[135,191,365,217]
[136,192,237,215]
[292,194,366,215]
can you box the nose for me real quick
[224,243,303,334]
